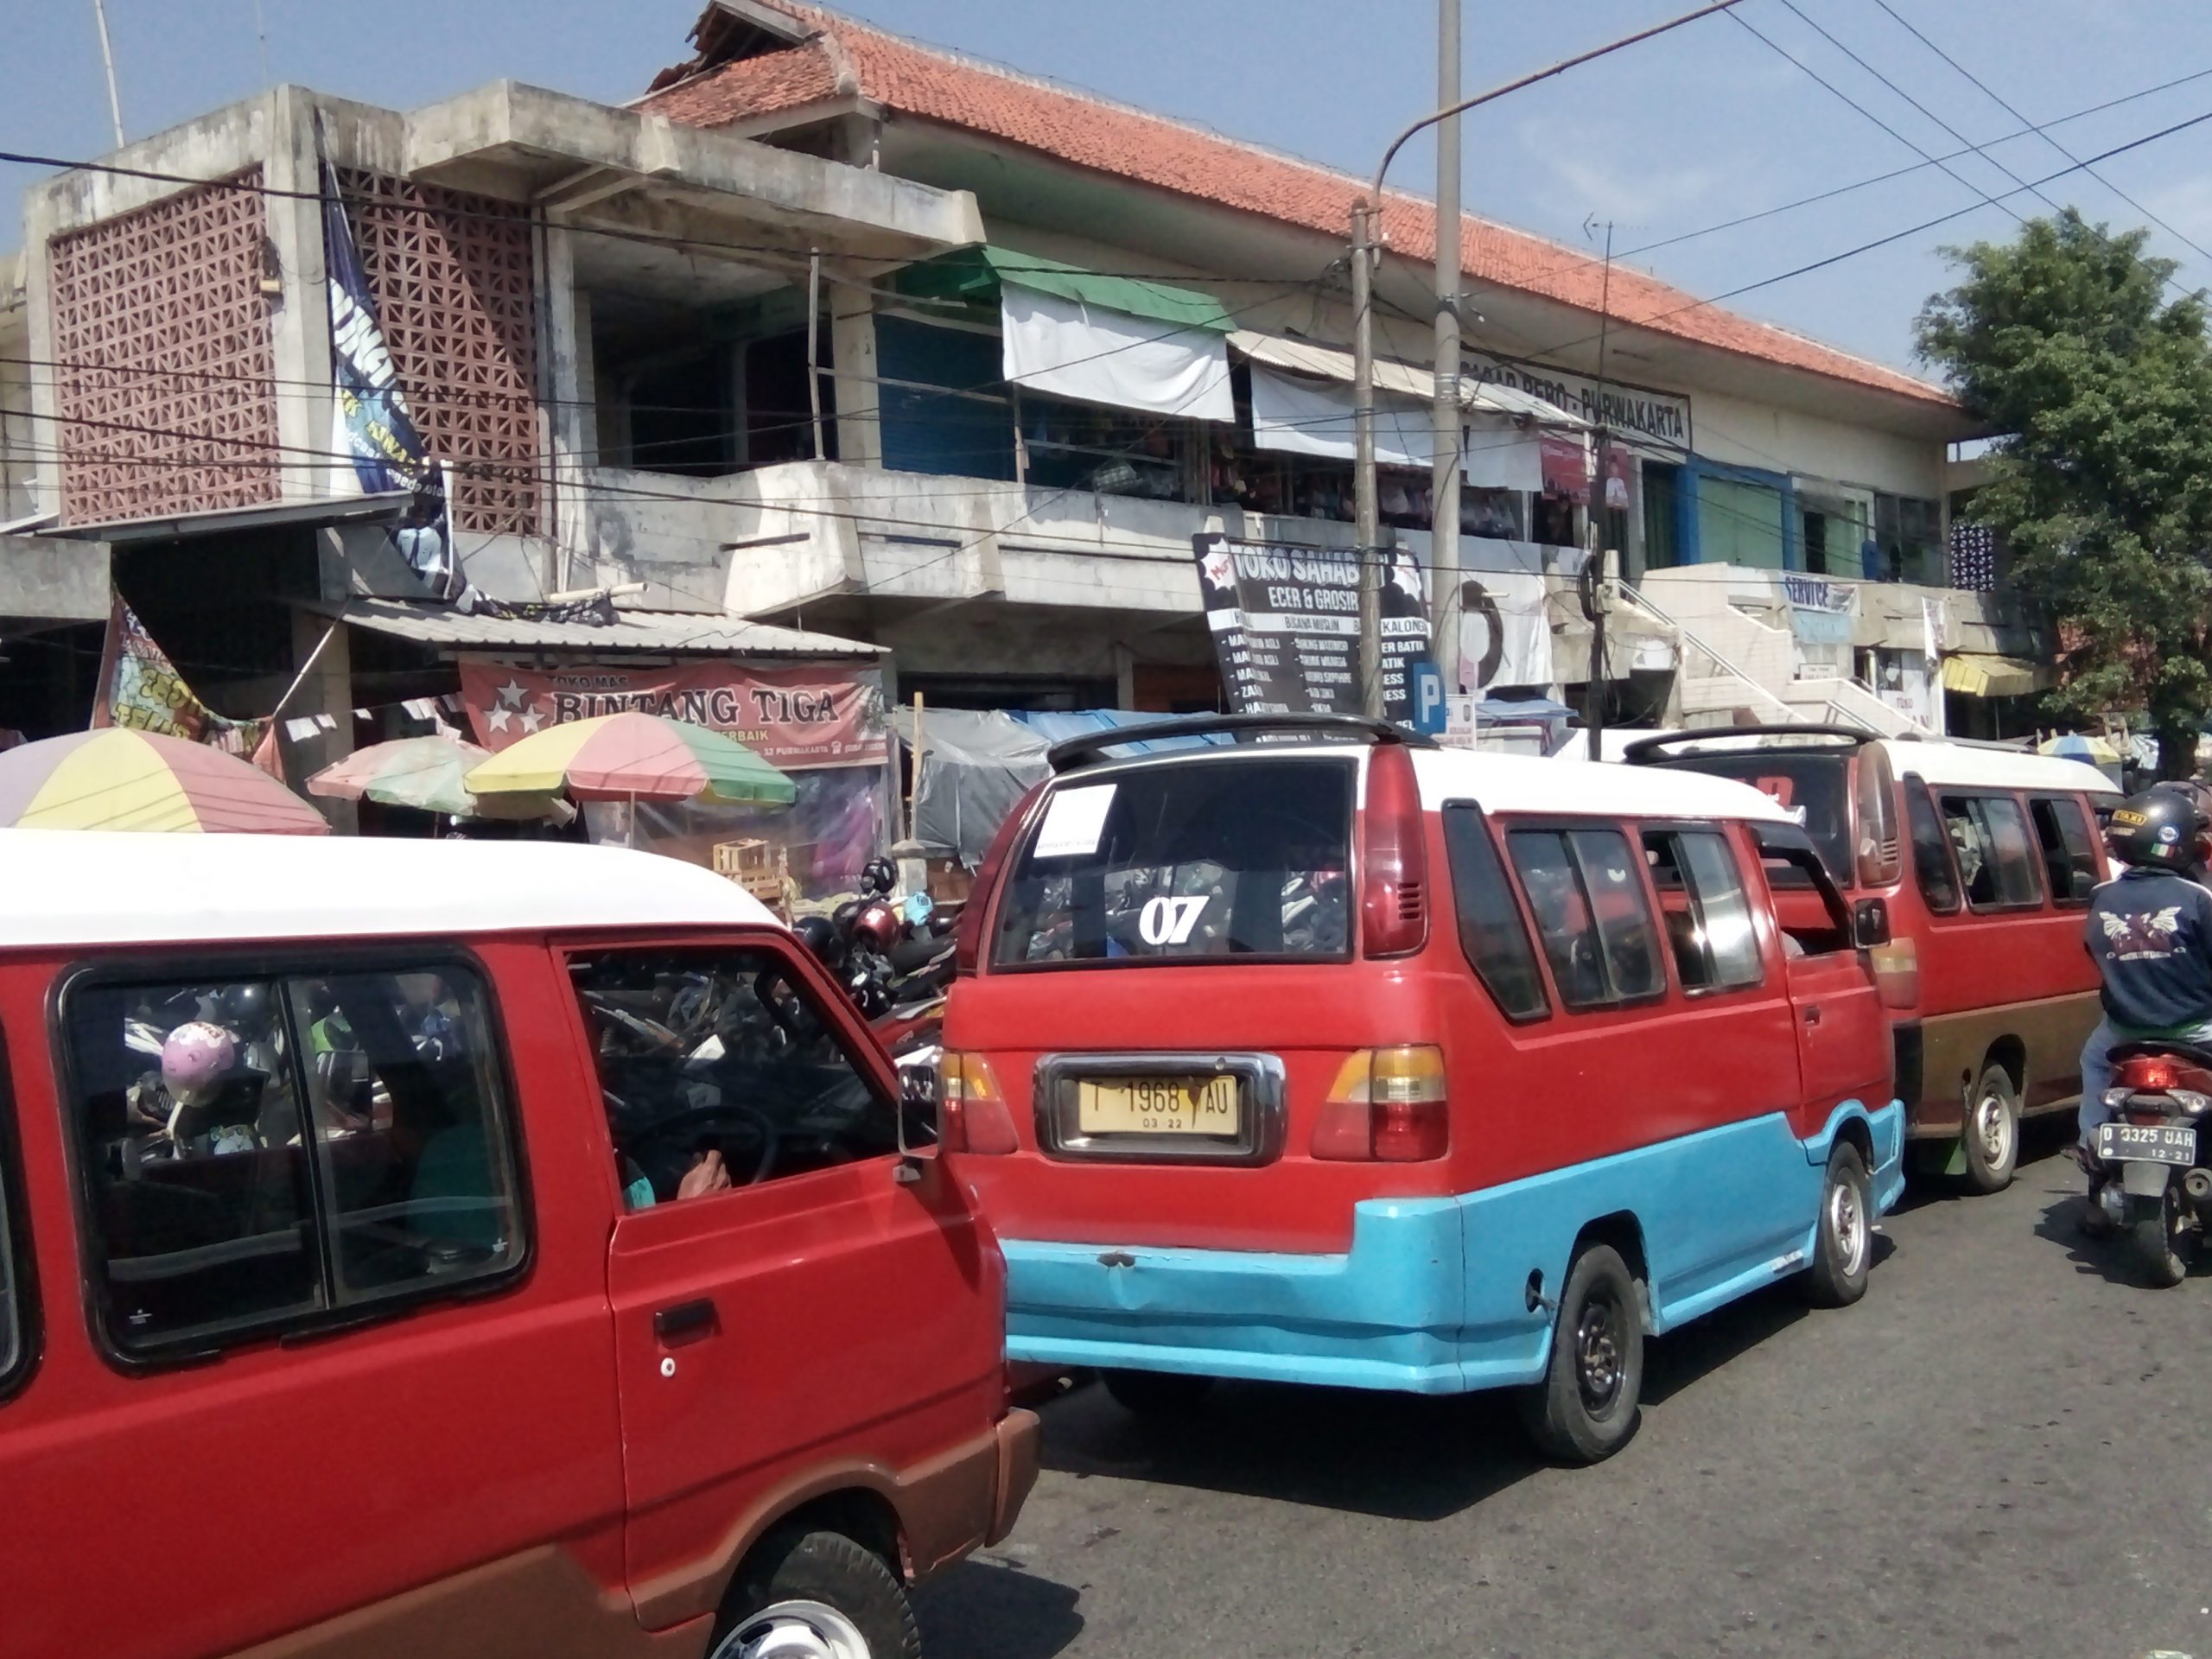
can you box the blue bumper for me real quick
[1003,1102,1905,1395]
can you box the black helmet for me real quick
[859,856,896,898]
[793,914,843,969]
[2106,788,2207,868]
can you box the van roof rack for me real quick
[1622,723,1876,763]
[1046,713,1436,773]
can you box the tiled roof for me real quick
[643,2,1952,409]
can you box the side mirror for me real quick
[1853,897,1891,950]
[893,1050,942,1178]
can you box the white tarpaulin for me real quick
[1452,564,1554,694]
[1462,415,1544,492]
[1002,286,1234,421]
[1248,364,1437,467]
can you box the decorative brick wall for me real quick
[48,169,280,524]
[336,169,542,536]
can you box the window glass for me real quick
[1509,828,1664,1010]
[66,966,521,1357]
[1442,804,1548,1021]
[992,760,1353,968]
[1642,752,1851,883]
[2031,797,2100,906]
[1754,829,1854,956]
[1907,782,1960,914]
[0,1140,19,1392]
[570,947,897,1209]
[1646,830,1764,990]
[1942,795,2044,911]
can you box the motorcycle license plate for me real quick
[1077,1076,1240,1136]
[2095,1122,2198,1166]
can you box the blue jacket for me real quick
[2086,868,2212,1033]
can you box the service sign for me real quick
[1193,534,1430,726]
[459,660,889,770]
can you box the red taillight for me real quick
[1360,743,1428,958]
[1313,1046,1448,1161]
[940,1052,1019,1154]
[1870,938,1919,1011]
[2121,1057,2180,1093]
[955,781,1046,978]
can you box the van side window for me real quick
[569,947,898,1209]
[1507,827,1665,1010]
[2030,797,2100,906]
[64,965,524,1358]
[1940,794,2044,911]
[0,1093,22,1396]
[1441,804,1549,1021]
[1643,830,1764,990]
[1753,827,1854,955]
[1905,781,1961,914]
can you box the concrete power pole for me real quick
[1351,201,1383,720]
[90,0,125,149]
[1432,0,1462,716]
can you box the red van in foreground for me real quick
[0,830,1034,1659]
[941,715,1902,1463]
[1627,728,2119,1192]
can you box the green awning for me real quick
[894,245,1234,334]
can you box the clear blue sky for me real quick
[8,0,2212,374]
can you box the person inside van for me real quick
[2078,789,2212,1168]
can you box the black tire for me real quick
[1800,1142,1873,1308]
[2134,1185,2190,1289]
[713,1528,918,1659]
[1101,1368,1215,1417]
[1517,1243,1643,1465]
[1960,1062,2020,1195]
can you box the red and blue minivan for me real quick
[940,715,1904,1462]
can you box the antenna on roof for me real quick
[88,0,125,149]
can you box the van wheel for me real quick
[713,1529,918,1659]
[1517,1244,1643,1465]
[1102,1369,1214,1417]
[1800,1142,1872,1307]
[1961,1064,2019,1194]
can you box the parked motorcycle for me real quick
[2087,1043,2212,1286]
[797,856,962,1064]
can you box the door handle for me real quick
[653,1298,720,1346]
[1802,1005,1823,1027]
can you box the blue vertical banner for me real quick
[321,165,464,602]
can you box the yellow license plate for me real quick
[1077,1076,1241,1136]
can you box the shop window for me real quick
[1531,491,1578,550]
[1697,475,1787,570]
[1020,394,1203,504]
[874,314,1015,480]
[1442,804,1549,1022]
[569,946,899,1206]
[1507,826,1665,1010]
[64,965,524,1358]
[1643,829,1764,991]
[1874,493,1943,585]
[2030,796,2100,906]
[1641,461,1681,571]
[1940,794,2044,912]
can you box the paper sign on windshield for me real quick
[1033,785,1117,859]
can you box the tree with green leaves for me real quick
[1916,208,2212,778]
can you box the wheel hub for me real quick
[725,1600,873,1659]
[1575,1301,1623,1409]
[1974,1091,2012,1166]
[1828,1179,1866,1274]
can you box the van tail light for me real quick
[1361,743,1428,958]
[1312,1046,1448,1161]
[940,1052,1019,1154]
[1869,938,1919,1011]
[1853,742,1903,888]
[2120,1056,2180,1094]
[955,781,1046,978]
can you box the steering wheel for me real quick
[619,1103,779,1189]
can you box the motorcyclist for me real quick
[2078,788,2212,1176]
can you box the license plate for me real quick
[1077,1076,1240,1136]
[2095,1122,2198,1166]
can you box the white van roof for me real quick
[0,830,775,951]
[1874,738,2120,797]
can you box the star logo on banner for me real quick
[486,705,512,734]
[496,678,528,709]
[518,707,545,734]
[1388,551,1424,603]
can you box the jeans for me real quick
[2078,1016,2212,1143]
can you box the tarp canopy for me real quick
[1942,652,2050,697]
[1227,330,1588,424]
[1249,362,1437,467]
[1002,285,1234,420]
[897,245,1234,332]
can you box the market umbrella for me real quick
[306,734,572,823]
[464,712,798,807]
[0,728,329,835]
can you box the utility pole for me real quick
[1351,0,1744,721]
[90,0,125,150]
[1432,0,1462,721]
[1583,219,1616,760]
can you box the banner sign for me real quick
[458,660,890,770]
[322,165,464,604]
[92,595,269,760]
[1465,348,1692,451]
[1193,534,1429,725]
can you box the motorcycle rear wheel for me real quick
[2134,1185,2190,1288]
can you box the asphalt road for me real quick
[916,1127,2212,1659]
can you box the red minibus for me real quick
[0,830,1034,1659]
[1626,728,2120,1192]
[940,715,1903,1463]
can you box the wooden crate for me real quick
[713,839,789,906]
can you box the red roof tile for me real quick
[643,2,1950,409]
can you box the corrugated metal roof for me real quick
[336,600,883,658]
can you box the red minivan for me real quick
[940,715,1903,1463]
[1627,727,2120,1192]
[0,830,1034,1659]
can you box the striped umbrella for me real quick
[464,713,797,807]
[307,734,571,822]
[0,729,329,834]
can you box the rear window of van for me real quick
[990,758,1354,968]
[1646,753,1851,881]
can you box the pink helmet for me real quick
[162,1021,238,1104]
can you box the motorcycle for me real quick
[2087,1042,2212,1286]
[798,857,962,1064]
